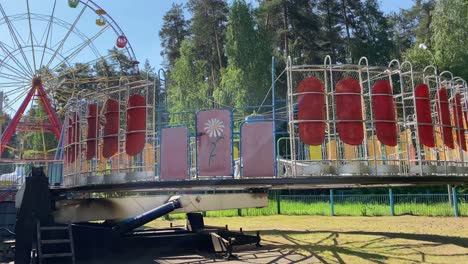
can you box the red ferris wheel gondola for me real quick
[116,35,128,48]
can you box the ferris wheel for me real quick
[0,0,139,160]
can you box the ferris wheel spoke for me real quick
[0,81,28,86]
[4,83,29,99]
[0,57,33,80]
[44,4,87,70]
[4,88,31,114]
[39,0,56,69]
[0,41,14,52]
[0,4,35,76]
[0,73,27,83]
[0,84,29,91]
[26,0,37,73]
[0,77,27,86]
[50,25,110,73]
[11,19,28,48]
[4,84,29,96]
[0,60,31,81]
[0,42,34,78]
[0,65,28,80]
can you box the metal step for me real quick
[41,239,71,244]
[37,221,76,264]
[42,253,73,258]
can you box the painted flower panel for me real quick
[204,118,225,138]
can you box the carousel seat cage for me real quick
[286,56,468,177]
[62,79,156,187]
[58,56,467,189]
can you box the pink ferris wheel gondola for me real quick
[117,35,128,48]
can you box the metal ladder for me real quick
[36,222,75,264]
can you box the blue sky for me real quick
[0,0,414,72]
[136,0,414,69]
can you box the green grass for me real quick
[166,197,468,220]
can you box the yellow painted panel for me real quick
[423,146,435,160]
[144,143,155,171]
[368,135,382,165]
[82,161,90,173]
[327,140,337,161]
[309,145,322,160]
[344,144,357,160]
[398,129,415,165]
[435,127,447,161]
[233,146,239,160]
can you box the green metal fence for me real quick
[182,190,468,219]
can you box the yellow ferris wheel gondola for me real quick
[96,9,106,26]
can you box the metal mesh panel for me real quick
[62,79,156,186]
[286,57,468,177]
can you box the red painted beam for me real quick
[36,81,62,138]
[1,77,62,157]
[1,86,36,156]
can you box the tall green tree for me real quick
[159,3,190,69]
[22,103,58,159]
[256,0,286,55]
[391,0,436,60]
[168,39,211,113]
[432,0,468,80]
[188,0,228,103]
[217,0,271,107]
[348,0,395,65]
[317,0,344,62]
[257,0,323,64]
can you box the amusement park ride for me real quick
[0,0,467,263]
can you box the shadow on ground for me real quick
[76,229,468,263]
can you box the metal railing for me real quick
[189,191,467,218]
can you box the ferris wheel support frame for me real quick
[0,0,138,160]
[0,77,61,157]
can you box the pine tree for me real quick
[317,0,344,62]
[187,0,228,106]
[257,0,323,64]
[432,0,468,80]
[168,39,211,113]
[348,0,395,65]
[217,0,271,107]
[159,4,190,69]
[391,0,436,60]
[256,0,288,57]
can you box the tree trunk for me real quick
[283,2,289,58]
[214,27,223,70]
[342,0,352,62]
[326,1,335,62]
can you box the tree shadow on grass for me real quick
[148,230,468,264]
[260,229,468,248]
[246,229,468,263]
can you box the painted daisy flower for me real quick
[204,118,225,138]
